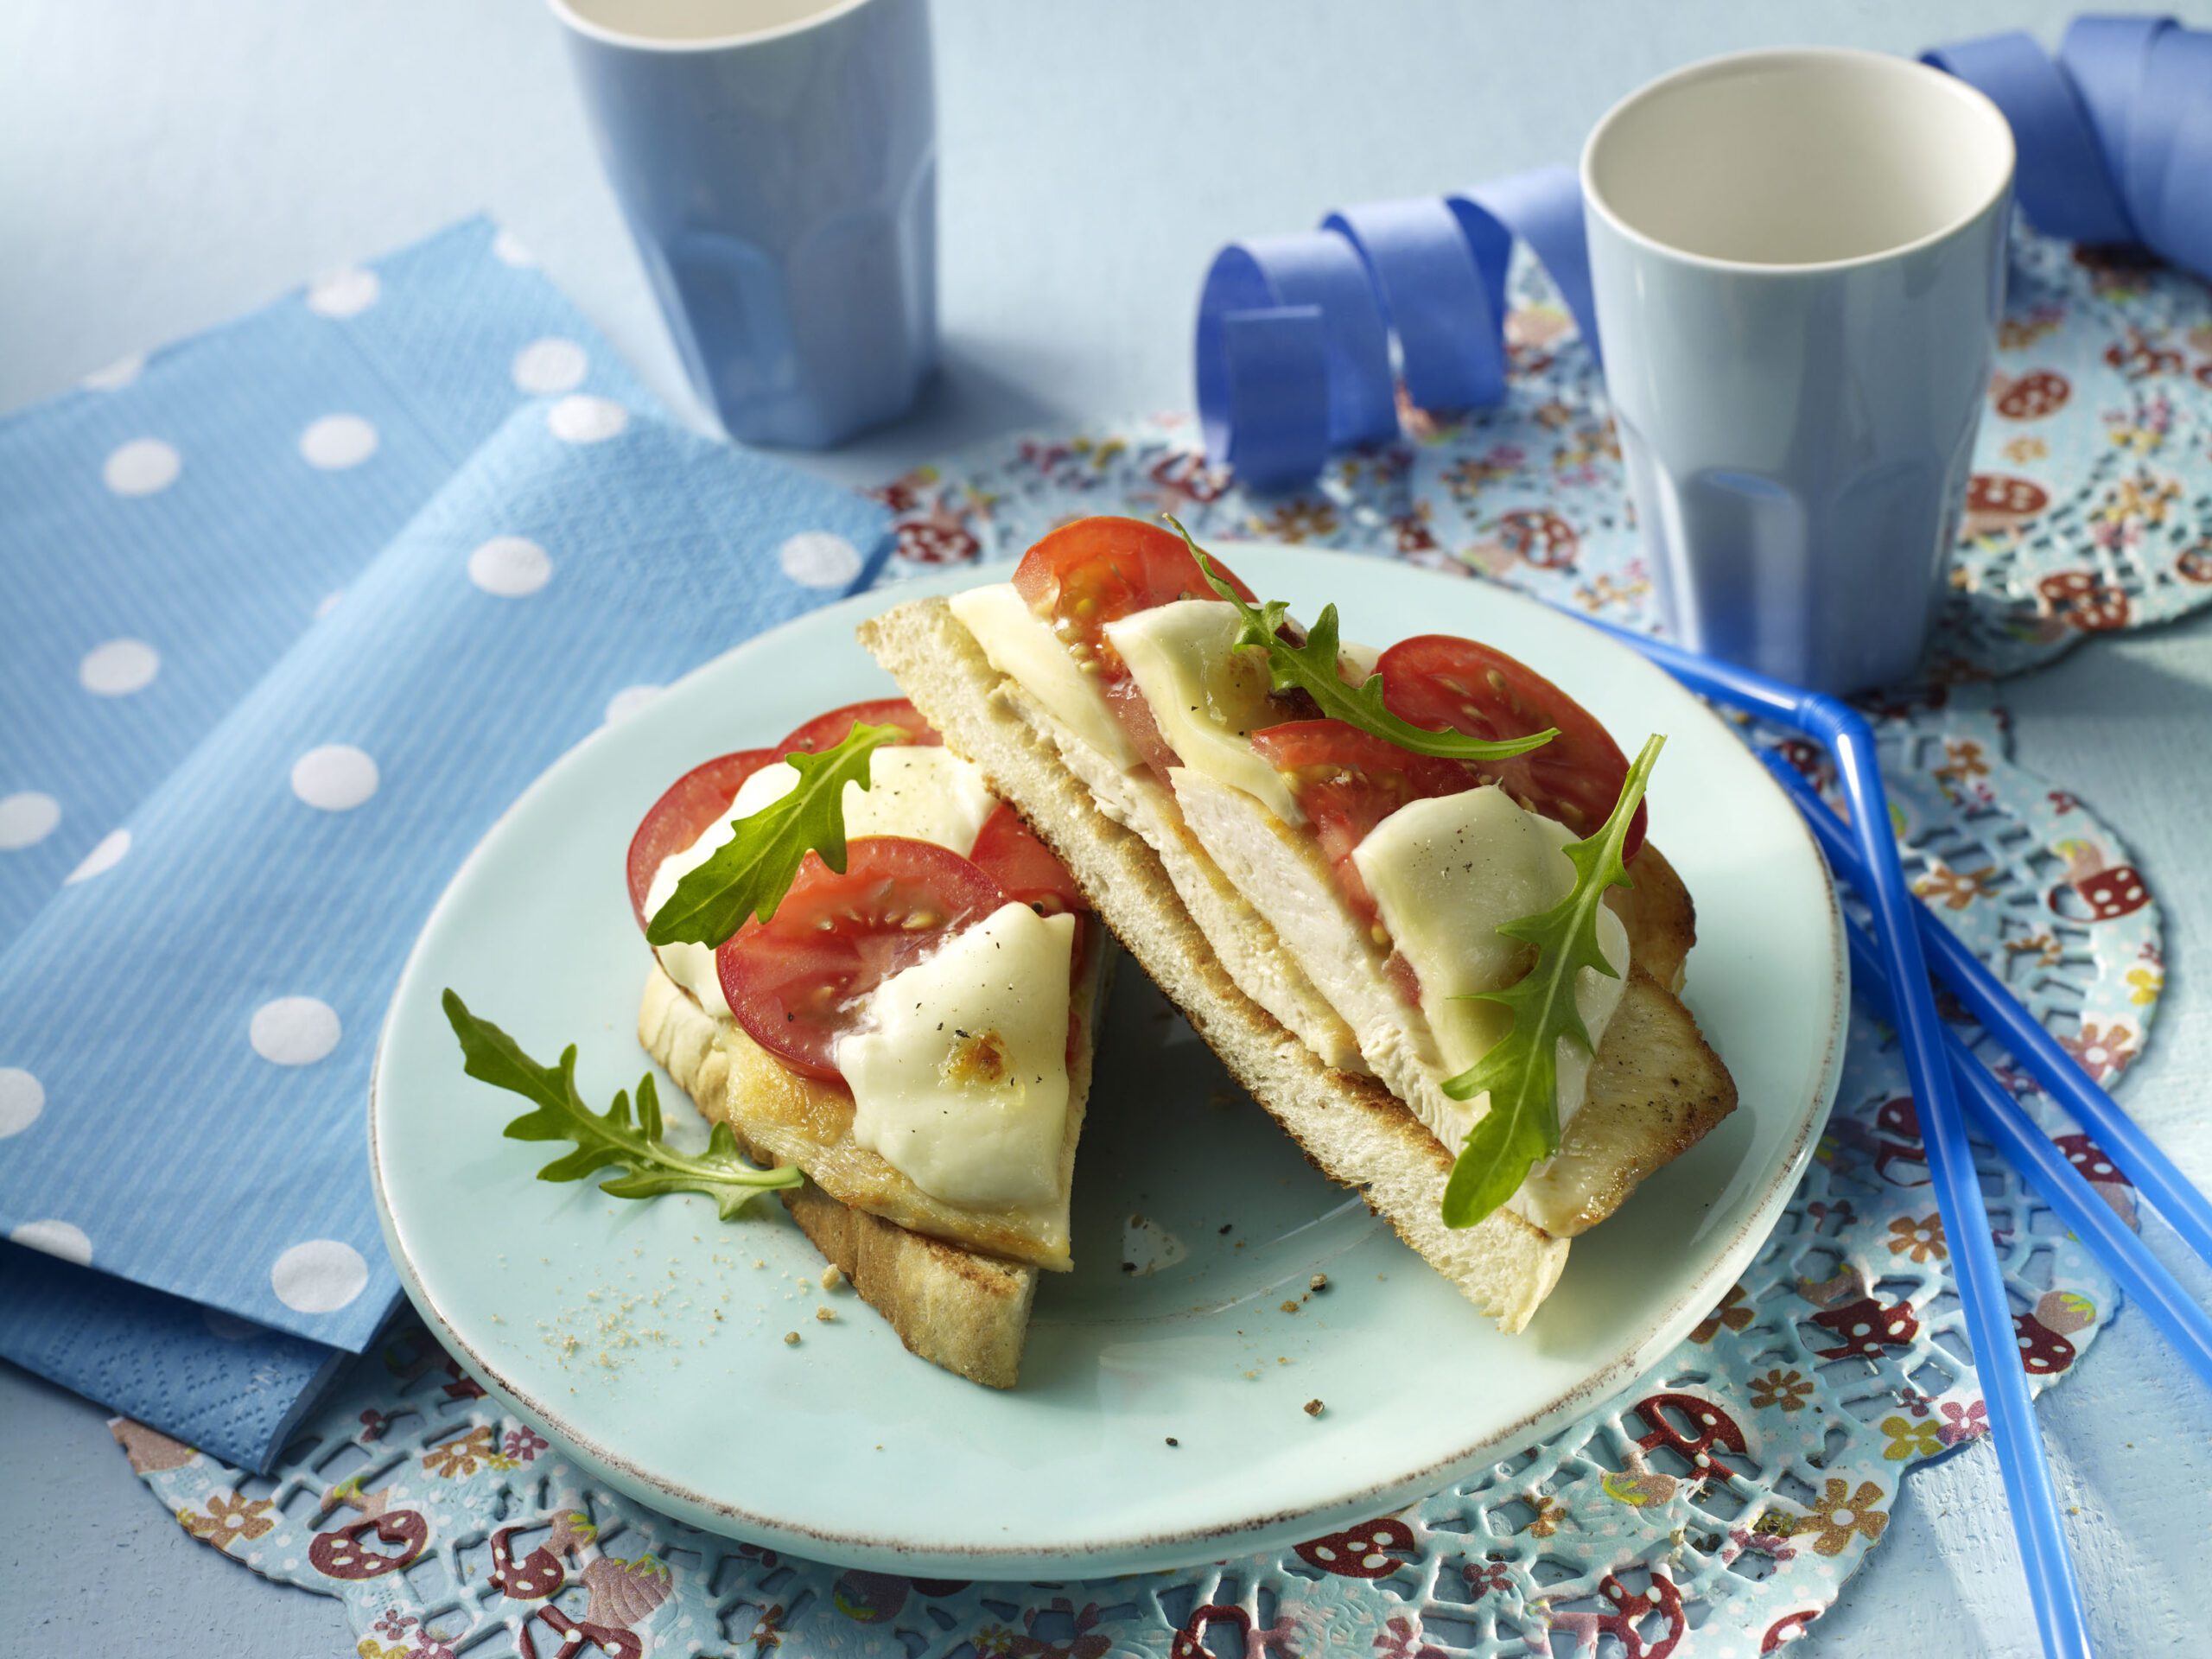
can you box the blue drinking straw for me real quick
[1763,751,2212,1274]
[1827,901,2212,1389]
[1575,618,2094,1659]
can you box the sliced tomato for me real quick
[631,702,933,932]
[1010,516,1256,684]
[1376,635,1645,857]
[625,748,779,931]
[1249,720,1479,927]
[716,836,1008,1082]
[1011,517,1264,779]
[969,803,1088,915]
[777,696,941,756]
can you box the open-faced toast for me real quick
[639,938,1106,1385]
[862,538,1736,1332]
[626,699,1112,1384]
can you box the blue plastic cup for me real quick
[552,0,938,448]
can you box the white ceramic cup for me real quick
[1581,48,2016,694]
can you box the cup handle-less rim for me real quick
[546,0,887,55]
[1580,45,2017,278]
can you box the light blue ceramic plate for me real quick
[371,546,1845,1577]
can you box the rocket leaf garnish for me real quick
[645,721,904,949]
[444,991,799,1219]
[1439,734,1663,1227]
[1171,517,1559,765]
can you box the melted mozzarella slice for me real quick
[1353,785,1630,1137]
[1103,600,1303,823]
[645,746,998,1017]
[837,902,1077,1208]
[950,582,1137,767]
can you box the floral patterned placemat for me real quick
[118,223,2196,1656]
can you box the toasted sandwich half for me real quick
[628,698,1109,1385]
[862,518,1735,1332]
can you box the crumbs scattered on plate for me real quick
[534,1252,728,1374]
[531,1246,838,1373]
[1304,1398,1325,1418]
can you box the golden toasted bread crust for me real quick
[640,968,1037,1388]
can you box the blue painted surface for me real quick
[3,2,2209,1654]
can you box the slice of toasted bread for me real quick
[642,967,1062,1387]
[643,925,1107,1272]
[1164,764,1723,1236]
[861,596,1735,1331]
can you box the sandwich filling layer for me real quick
[641,732,1078,1222]
[837,900,1076,1209]
[953,579,1632,1190]
[949,584,1370,1071]
[645,746,997,1020]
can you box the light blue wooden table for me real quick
[4,3,2209,1653]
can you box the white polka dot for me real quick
[78,638,160,696]
[778,531,863,589]
[271,1239,368,1313]
[290,745,379,811]
[81,353,145,391]
[512,337,588,395]
[315,590,344,619]
[0,792,60,850]
[604,684,662,724]
[547,395,627,443]
[299,414,378,470]
[103,438,180,496]
[10,1219,92,1266]
[0,1069,43,1138]
[65,829,130,884]
[250,995,342,1065]
[492,228,534,267]
[306,268,379,318]
[467,536,551,597]
[203,1308,259,1341]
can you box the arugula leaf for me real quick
[1438,733,1665,1227]
[645,721,904,949]
[444,989,799,1219]
[1167,517,1560,765]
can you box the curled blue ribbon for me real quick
[1199,13,2212,490]
[1197,167,1593,492]
[1927,15,2212,280]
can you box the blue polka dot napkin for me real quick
[0,217,890,1467]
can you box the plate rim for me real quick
[369,545,1847,1575]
